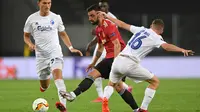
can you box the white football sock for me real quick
[123,82,129,89]
[141,88,156,110]
[133,108,139,112]
[103,86,114,99]
[94,77,103,98]
[55,79,67,108]
[70,91,76,98]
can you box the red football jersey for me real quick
[95,19,126,58]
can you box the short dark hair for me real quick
[99,0,108,3]
[86,4,100,12]
[152,19,164,27]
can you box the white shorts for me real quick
[93,44,106,65]
[36,57,63,80]
[109,55,154,83]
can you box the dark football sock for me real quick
[73,76,94,96]
[118,89,138,110]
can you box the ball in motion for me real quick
[32,98,49,112]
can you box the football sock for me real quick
[73,76,94,97]
[121,76,129,90]
[133,109,139,112]
[94,77,104,98]
[119,89,138,110]
[54,79,66,107]
[141,88,156,110]
[103,86,114,99]
[123,82,129,89]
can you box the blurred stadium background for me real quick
[0,0,200,112]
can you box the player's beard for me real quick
[91,19,99,25]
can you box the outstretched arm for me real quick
[98,11,131,31]
[59,31,83,56]
[86,43,104,72]
[161,43,194,56]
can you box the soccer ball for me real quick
[32,98,49,112]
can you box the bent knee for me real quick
[151,77,160,87]
[148,76,160,87]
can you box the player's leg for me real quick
[102,56,139,112]
[93,77,104,102]
[40,79,50,92]
[60,58,111,102]
[140,75,159,111]
[92,45,105,102]
[60,69,101,102]
[122,76,133,92]
[128,63,158,112]
[50,58,67,112]
[38,68,51,92]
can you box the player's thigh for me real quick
[109,57,126,84]
[109,68,125,84]
[127,64,154,82]
[49,57,63,79]
[94,58,114,79]
[38,67,51,87]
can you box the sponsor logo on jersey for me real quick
[37,25,53,31]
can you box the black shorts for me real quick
[94,58,114,79]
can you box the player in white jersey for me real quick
[98,11,194,112]
[23,0,83,112]
[85,0,132,103]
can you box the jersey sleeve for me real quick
[23,16,32,33]
[105,22,118,41]
[57,15,65,32]
[130,25,144,34]
[154,35,166,48]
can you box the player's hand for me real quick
[97,11,108,18]
[86,63,95,72]
[181,49,195,56]
[70,48,83,56]
[28,44,35,51]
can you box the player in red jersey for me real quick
[60,4,138,112]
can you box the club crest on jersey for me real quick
[50,20,54,25]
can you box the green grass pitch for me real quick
[0,79,200,112]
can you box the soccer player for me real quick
[85,0,132,102]
[60,4,139,112]
[98,11,195,112]
[23,0,83,111]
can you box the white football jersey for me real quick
[24,11,65,59]
[107,12,117,19]
[120,25,166,62]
